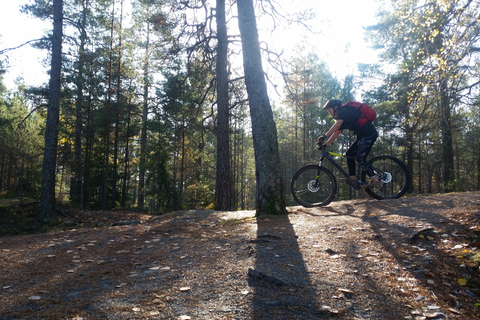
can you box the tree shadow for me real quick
[361,196,466,242]
[249,214,328,319]
[0,210,256,319]
[293,203,357,217]
[282,194,479,318]
[355,195,480,317]
[2,195,478,319]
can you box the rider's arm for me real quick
[324,119,343,146]
[325,119,343,136]
[326,129,341,146]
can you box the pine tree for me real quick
[39,0,63,221]
[236,0,287,216]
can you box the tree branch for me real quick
[17,104,47,129]
[0,38,50,56]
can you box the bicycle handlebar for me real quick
[316,142,326,150]
[316,143,346,159]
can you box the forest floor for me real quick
[2,192,480,319]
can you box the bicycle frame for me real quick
[317,146,359,187]
[291,145,410,207]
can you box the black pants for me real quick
[346,134,378,178]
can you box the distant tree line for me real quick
[0,0,479,219]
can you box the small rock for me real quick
[409,228,435,242]
[247,268,290,286]
[465,289,476,298]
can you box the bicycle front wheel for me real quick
[291,165,337,207]
[361,155,410,200]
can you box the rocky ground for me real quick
[1,192,480,319]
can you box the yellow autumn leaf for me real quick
[458,278,467,286]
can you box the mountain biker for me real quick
[318,99,381,188]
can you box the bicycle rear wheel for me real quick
[291,165,337,207]
[361,155,410,200]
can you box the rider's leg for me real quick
[346,141,358,180]
[356,134,378,182]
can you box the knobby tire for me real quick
[291,165,337,207]
[361,155,410,200]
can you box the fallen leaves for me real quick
[2,193,480,320]
[320,305,340,314]
[337,288,354,294]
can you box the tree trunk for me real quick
[111,0,124,208]
[302,107,306,163]
[232,118,238,208]
[82,80,93,209]
[418,133,422,194]
[405,107,414,194]
[236,0,287,216]
[179,118,186,207]
[138,24,150,211]
[38,0,63,222]
[70,0,88,206]
[102,0,115,210]
[172,147,179,210]
[294,105,298,173]
[441,77,454,192]
[0,153,5,193]
[121,100,131,207]
[477,136,480,190]
[215,0,232,211]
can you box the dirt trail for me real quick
[1,192,480,319]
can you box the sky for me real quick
[0,0,51,90]
[0,0,382,92]
[261,0,381,78]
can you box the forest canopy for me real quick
[0,0,479,217]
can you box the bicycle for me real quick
[291,143,410,207]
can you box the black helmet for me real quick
[323,99,342,109]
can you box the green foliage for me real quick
[280,52,341,166]
[0,86,44,198]
[365,0,480,193]
[3,0,479,219]
[0,205,47,236]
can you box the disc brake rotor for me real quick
[307,180,320,192]
[380,172,392,183]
